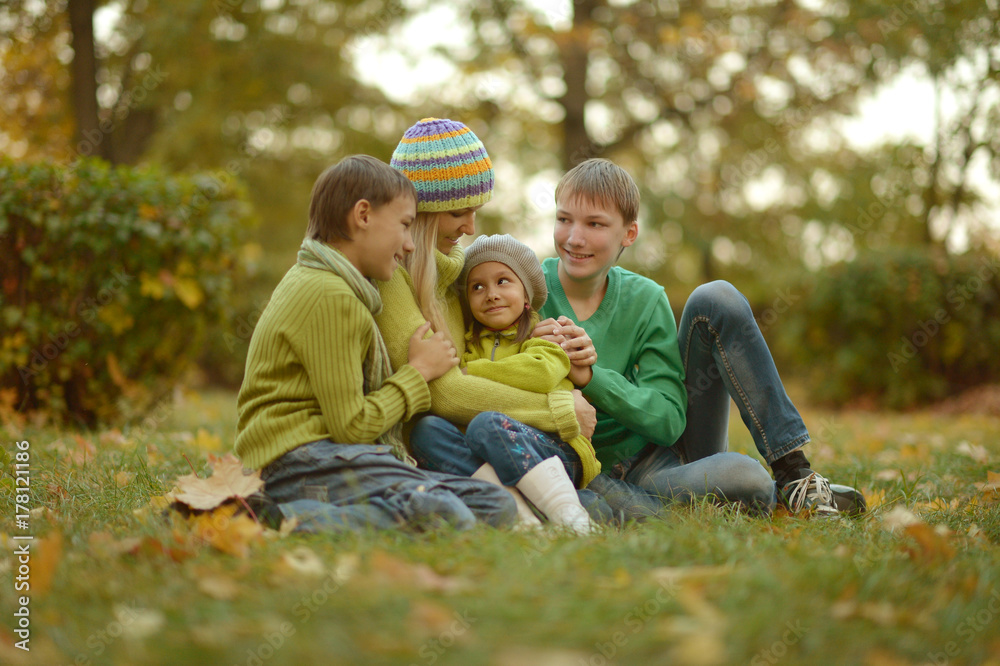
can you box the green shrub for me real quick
[0,157,255,425]
[779,248,1000,409]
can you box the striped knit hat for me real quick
[390,118,495,213]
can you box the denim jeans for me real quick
[609,281,809,514]
[260,440,517,533]
[410,411,617,524]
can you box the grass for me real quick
[2,385,1000,665]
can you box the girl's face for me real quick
[553,193,637,285]
[466,261,529,330]
[436,206,482,255]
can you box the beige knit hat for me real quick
[461,234,548,312]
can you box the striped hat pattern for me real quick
[390,118,495,213]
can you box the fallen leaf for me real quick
[192,428,223,451]
[189,503,263,558]
[493,647,589,666]
[902,522,956,562]
[407,600,465,638]
[875,469,902,482]
[197,574,241,600]
[115,471,133,488]
[115,604,165,641]
[31,531,63,597]
[975,470,1000,502]
[881,506,921,531]
[956,440,989,463]
[368,550,470,593]
[275,546,327,578]
[648,564,735,587]
[168,453,263,511]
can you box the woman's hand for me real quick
[572,389,596,439]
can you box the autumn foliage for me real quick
[0,157,255,425]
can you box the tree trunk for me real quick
[559,0,599,170]
[67,0,112,162]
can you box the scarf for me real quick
[297,238,416,466]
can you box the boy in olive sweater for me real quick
[235,155,515,532]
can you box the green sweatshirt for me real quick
[539,258,687,469]
[462,322,602,487]
[235,264,431,470]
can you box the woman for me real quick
[375,118,614,529]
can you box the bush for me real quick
[779,248,1000,409]
[0,157,255,426]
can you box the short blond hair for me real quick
[555,158,640,224]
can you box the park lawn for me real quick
[1,387,999,666]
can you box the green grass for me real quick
[2,387,1000,665]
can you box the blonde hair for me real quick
[402,211,455,344]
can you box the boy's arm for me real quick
[464,338,569,394]
[582,292,687,447]
[298,290,430,444]
[376,271,580,441]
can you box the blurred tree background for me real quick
[2,0,999,417]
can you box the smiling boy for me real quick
[538,158,865,517]
[235,155,516,532]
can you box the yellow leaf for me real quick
[192,428,223,451]
[190,503,263,558]
[197,574,241,600]
[31,531,63,597]
[174,277,204,309]
[139,272,165,299]
[115,471,133,488]
[97,302,134,334]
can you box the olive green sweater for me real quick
[375,246,580,442]
[235,264,431,470]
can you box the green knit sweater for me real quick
[375,246,580,442]
[539,258,687,469]
[235,264,431,470]
[462,322,602,487]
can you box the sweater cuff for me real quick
[581,364,612,404]
[389,364,432,418]
[548,389,580,442]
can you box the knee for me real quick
[466,411,508,443]
[688,280,751,324]
[717,453,775,512]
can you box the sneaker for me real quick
[829,483,867,516]
[779,471,839,517]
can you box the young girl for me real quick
[409,234,602,534]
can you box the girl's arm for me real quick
[376,270,581,441]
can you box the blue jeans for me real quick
[610,281,808,514]
[410,412,617,524]
[260,440,517,533]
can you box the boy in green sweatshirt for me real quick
[536,158,865,517]
[235,155,515,532]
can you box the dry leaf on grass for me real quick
[197,574,242,600]
[368,550,471,593]
[189,503,263,558]
[956,441,989,463]
[274,546,327,578]
[167,453,263,511]
[975,470,1000,502]
[30,531,63,597]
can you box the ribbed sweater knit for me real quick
[235,264,431,470]
[539,258,687,470]
[375,246,580,442]
[462,324,602,487]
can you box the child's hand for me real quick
[553,316,597,368]
[531,317,566,345]
[408,321,459,382]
